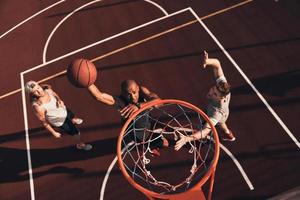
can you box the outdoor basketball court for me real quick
[1,0,300,199]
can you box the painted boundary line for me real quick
[100,5,258,199]
[20,75,35,200]
[21,8,189,75]
[21,1,297,199]
[19,2,258,199]
[0,0,253,100]
[20,8,191,200]
[42,0,168,63]
[0,0,65,39]
[188,8,300,149]
[220,143,254,190]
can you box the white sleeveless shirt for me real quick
[209,75,231,111]
[33,89,67,127]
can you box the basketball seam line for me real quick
[76,59,84,87]
[86,60,90,87]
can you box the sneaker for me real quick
[222,130,236,141]
[76,143,92,151]
[150,148,160,157]
[162,137,169,148]
[73,118,83,125]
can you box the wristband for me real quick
[135,102,141,108]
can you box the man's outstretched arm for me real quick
[88,84,115,106]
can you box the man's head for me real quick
[25,81,45,98]
[217,81,230,96]
[121,80,140,104]
[207,82,230,100]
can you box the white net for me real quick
[118,100,218,195]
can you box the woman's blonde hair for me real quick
[28,83,52,105]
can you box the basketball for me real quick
[67,58,97,88]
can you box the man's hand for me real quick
[175,135,194,151]
[120,104,139,118]
[52,131,62,138]
[201,50,209,68]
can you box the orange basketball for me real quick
[67,59,97,88]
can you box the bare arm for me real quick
[202,51,224,79]
[87,84,115,106]
[174,127,211,151]
[140,86,160,103]
[33,105,61,138]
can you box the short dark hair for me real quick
[121,80,137,93]
[216,81,230,96]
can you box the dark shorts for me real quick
[57,109,80,136]
[123,113,164,149]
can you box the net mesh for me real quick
[119,100,218,196]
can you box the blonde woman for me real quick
[25,81,92,151]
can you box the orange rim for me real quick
[117,99,220,199]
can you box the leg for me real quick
[66,108,83,125]
[218,122,230,133]
[59,117,92,150]
[218,122,235,141]
[73,134,92,151]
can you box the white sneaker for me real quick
[73,118,83,125]
[76,144,92,151]
[222,130,236,141]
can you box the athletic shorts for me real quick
[122,112,164,149]
[57,109,80,136]
[206,106,229,127]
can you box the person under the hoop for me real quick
[87,80,169,156]
[175,51,236,151]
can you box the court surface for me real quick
[1,0,300,199]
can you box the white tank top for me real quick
[33,90,67,127]
[207,76,231,114]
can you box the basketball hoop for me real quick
[117,99,220,200]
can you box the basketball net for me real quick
[117,99,220,200]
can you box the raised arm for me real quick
[140,86,160,101]
[87,84,115,106]
[33,105,61,138]
[201,51,224,79]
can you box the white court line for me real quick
[100,156,118,200]
[20,4,256,199]
[21,7,187,200]
[20,74,35,200]
[220,143,254,190]
[100,141,255,199]
[0,0,65,39]
[189,8,300,149]
[144,0,168,15]
[43,0,103,63]
[99,8,256,198]
[22,7,190,75]
[43,0,168,62]
[2,1,65,200]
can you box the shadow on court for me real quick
[0,122,121,144]
[0,137,116,183]
[232,69,300,97]
[218,142,299,163]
